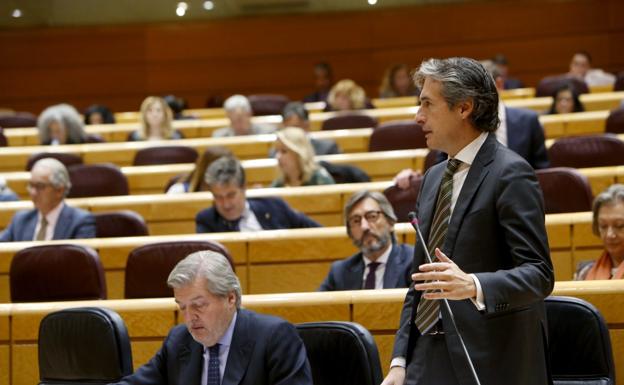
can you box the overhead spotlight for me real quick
[367,0,378,4]
[176,2,188,16]
[203,1,214,11]
[11,8,23,18]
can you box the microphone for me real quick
[407,211,482,385]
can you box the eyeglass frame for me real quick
[347,210,385,228]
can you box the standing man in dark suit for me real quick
[0,158,95,242]
[319,190,413,291]
[114,250,312,385]
[196,156,320,233]
[381,58,554,385]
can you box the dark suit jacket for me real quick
[434,107,550,170]
[196,197,320,233]
[393,134,554,385]
[0,204,95,242]
[318,243,414,291]
[114,309,312,385]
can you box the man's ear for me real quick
[458,99,474,120]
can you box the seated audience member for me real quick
[196,156,320,233]
[37,103,87,145]
[112,250,312,385]
[319,190,413,291]
[280,102,340,155]
[575,184,624,280]
[83,104,116,125]
[378,63,418,98]
[0,176,18,202]
[212,95,276,137]
[271,127,335,187]
[0,158,95,242]
[394,59,549,189]
[167,146,233,194]
[164,94,197,120]
[324,79,373,112]
[128,96,183,141]
[491,53,524,89]
[303,62,333,103]
[547,83,585,114]
[568,50,616,87]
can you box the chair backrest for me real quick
[0,128,7,147]
[248,94,290,116]
[296,321,383,385]
[547,135,624,168]
[536,167,593,214]
[605,106,624,134]
[321,113,378,130]
[383,174,423,223]
[85,133,106,143]
[369,120,426,151]
[614,71,624,91]
[26,152,83,171]
[545,296,615,385]
[133,145,198,166]
[94,210,149,238]
[535,74,589,97]
[124,241,234,298]
[0,112,37,128]
[38,307,133,385]
[68,163,129,198]
[319,161,370,184]
[10,244,107,302]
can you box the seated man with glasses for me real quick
[319,190,413,291]
[0,158,95,242]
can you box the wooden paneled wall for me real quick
[1,0,623,114]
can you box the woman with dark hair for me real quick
[166,147,233,194]
[547,83,585,114]
[84,104,116,125]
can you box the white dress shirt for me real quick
[238,201,263,232]
[496,101,508,147]
[201,311,237,384]
[361,244,392,289]
[33,202,64,241]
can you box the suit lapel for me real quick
[24,210,39,241]
[222,310,255,385]
[417,164,445,259]
[445,134,497,256]
[52,205,69,239]
[178,338,204,385]
[345,255,365,290]
[382,244,400,288]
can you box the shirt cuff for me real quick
[469,274,486,311]
[390,357,406,369]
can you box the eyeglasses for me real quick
[27,182,53,191]
[598,223,624,235]
[348,210,383,228]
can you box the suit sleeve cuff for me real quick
[390,357,406,369]
[469,274,486,311]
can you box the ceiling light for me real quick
[203,1,214,11]
[367,0,378,4]
[11,8,23,18]
[176,2,188,16]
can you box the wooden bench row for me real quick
[5,92,622,148]
[1,281,623,385]
[0,210,605,302]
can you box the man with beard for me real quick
[318,190,413,291]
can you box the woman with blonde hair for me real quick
[325,79,370,111]
[129,96,182,141]
[378,63,418,98]
[37,103,87,145]
[271,127,334,187]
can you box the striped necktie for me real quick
[414,158,462,334]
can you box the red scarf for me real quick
[586,251,624,280]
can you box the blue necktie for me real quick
[207,343,220,385]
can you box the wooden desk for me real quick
[2,281,623,385]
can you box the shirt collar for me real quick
[204,310,237,351]
[240,201,252,221]
[362,243,392,266]
[452,131,489,167]
[39,201,64,224]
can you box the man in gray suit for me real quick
[381,58,554,385]
[0,158,95,242]
[319,190,413,291]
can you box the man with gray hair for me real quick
[196,156,320,232]
[114,250,312,385]
[319,190,413,291]
[0,157,95,242]
[381,58,553,385]
[212,94,276,137]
